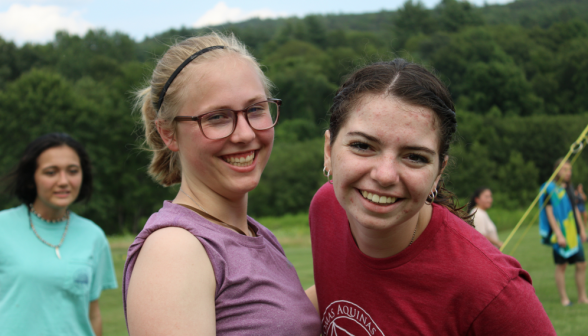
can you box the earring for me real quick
[322,167,333,184]
[425,188,438,205]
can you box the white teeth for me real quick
[360,190,397,204]
[225,153,255,166]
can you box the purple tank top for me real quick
[123,201,321,335]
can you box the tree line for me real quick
[1,0,587,234]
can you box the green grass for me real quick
[487,207,528,232]
[500,224,588,335]
[101,236,133,336]
[101,209,588,335]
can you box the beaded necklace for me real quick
[29,204,69,223]
[28,205,70,259]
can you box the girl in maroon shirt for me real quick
[306,59,555,335]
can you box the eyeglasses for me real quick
[174,98,281,140]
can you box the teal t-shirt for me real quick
[0,204,118,336]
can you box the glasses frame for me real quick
[174,98,282,140]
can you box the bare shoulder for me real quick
[127,227,216,335]
[141,226,208,258]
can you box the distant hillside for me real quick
[140,0,588,48]
[481,0,588,26]
[2,0,587,232]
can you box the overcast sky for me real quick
[0,0,513,45]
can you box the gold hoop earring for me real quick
[425,188,438,205]
[322,167,333,184]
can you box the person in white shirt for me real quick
[468,187,503,248]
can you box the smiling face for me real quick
[167,54,274,200]
[324,94,444,232]
[33,145,83,212]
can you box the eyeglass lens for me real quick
[200,101,278,139]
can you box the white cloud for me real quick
[193,1,289,28]
[0,4,92,44]
[0,0,91,6]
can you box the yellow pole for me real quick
[506,146,586,255]
[500,124,588,252]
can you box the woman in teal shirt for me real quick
[0,133,117,336]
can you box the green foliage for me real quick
[448,113,588,209]
[1,0,588,234]
[495,151,540,208]
[436,0,485,32]
[392,1,436,49]
[479,0,588,28]
[249,137,325,217]
[463,60,542,115]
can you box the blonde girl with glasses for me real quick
[123,33,321,335]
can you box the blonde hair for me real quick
[137,32,273,186]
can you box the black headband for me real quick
[156,45,226,112]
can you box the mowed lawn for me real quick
[101,212,588,335]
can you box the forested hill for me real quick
[143,0,588,53]
[1,0,587,234]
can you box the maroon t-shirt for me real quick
[310,183,555,335]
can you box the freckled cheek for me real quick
[333,152,345,169]
[337,159,370,180]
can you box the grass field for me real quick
[101,211,588,335]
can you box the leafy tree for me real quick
[0,38,18,88]
[435,0,485,32]
[2,0,588,231]
[275,119,321,143]
[557,37,588,114]
[249,138,325,217]
[264,40,337,124]
[447,142,498,198]
[304,15,328,47]
[463,60,543,115]
[495,151,539,208]
[392,0,437,49]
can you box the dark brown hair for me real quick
[328,59,471,224]
[467,187,491,213]
[2,133,93,205]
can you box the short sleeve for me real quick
[90,234,118,301]
[468,276,555,335]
